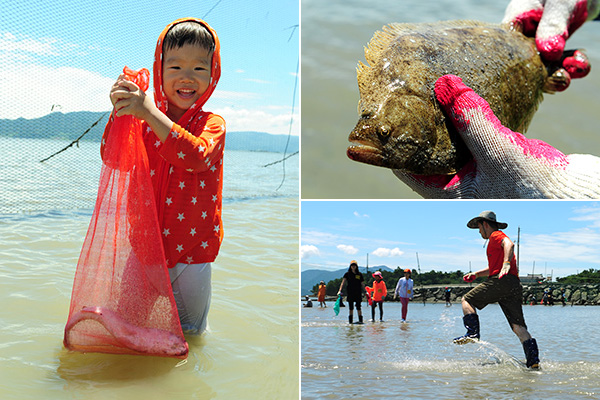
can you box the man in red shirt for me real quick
[454,211,540,369]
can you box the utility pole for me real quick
[416,252,424,306]
[517,226,520,269]
[366,253,369,275]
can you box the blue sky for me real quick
[0,0,298,135]
[301,201,600,279]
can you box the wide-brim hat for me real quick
[467,211,508,229]
[349,260,358,266]
[403,268,411,274]
[372,271,383,279]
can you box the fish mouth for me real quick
[347,140,387,167]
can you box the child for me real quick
[317,281,327,307]
[366,271,387,322]
[102,18,225,335]
[394,269,414,322]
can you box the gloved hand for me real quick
[394,75,600,199]
[463,273,477,283]
[503,0,600,60]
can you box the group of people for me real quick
[336,262,414,324]
[332,211,540,369]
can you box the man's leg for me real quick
[454,297,480,344]
[356,302,363,324]
[462,297,477,315]
[348,300,354,324]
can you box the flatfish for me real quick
[347,20,583,175]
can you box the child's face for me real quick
[163,43,212,120]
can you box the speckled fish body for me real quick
[348,20,554,175]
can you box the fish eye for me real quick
[379,126,390,137]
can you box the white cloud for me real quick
[0,32,61,56]
[372,247,404,257]
[353,211,369,218]
[337,244,359,255]
[300,245,320,259]
[0,61,299,137]
[0,63,114,119]
[213,106,299,136]
[244,78,272,84]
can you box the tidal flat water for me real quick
[0,137,299,399]
[302,302,600,399]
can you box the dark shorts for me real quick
[347,293,362,310]
[463,274,527,328]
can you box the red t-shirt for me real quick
[487,230,518,277]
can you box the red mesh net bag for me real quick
[64,67,188,359]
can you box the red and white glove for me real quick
[394,75,600,199]
[503,0,600,60]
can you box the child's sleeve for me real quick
[157,114,226,172]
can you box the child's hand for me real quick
[110,74,155,120]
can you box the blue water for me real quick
[0,136,298,214]
[302,302,600,399]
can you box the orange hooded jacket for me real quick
[102,18,225,268]
[366,280,387,302]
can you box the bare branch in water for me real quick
[40,112,109,163]
[262,151,298,167]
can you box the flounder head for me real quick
[348,67,469,175]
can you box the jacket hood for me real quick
[153,18,221,125]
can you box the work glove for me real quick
[503,0,600,60]
[394,75,600,198]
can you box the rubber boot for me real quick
[522,338,540,369]
[453,314,480,344]
[348,315,353,324]
[357,315,364,324]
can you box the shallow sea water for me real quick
[302,302,600,399]
[0,196,299,399]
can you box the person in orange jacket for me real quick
[317,281,327,307]
[105,18,225,335]
[366,271,387,321]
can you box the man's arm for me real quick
[337,278,347,295]
[499,237,515,278]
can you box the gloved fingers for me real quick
[561,49,591,79]
[392,168,476,198]
[535,0,589,61]
[434,74,568,181]
[502,0,544,37]
[503,0,591,61]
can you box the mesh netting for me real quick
[0,1,299,215]
[63,67,188,358]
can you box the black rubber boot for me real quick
[522,338,540,369]
[357,315,363,324]
[453,314,480,344]
[348,315,353,324]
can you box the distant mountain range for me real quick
[0,111,298,153]
[301,265,393,296]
